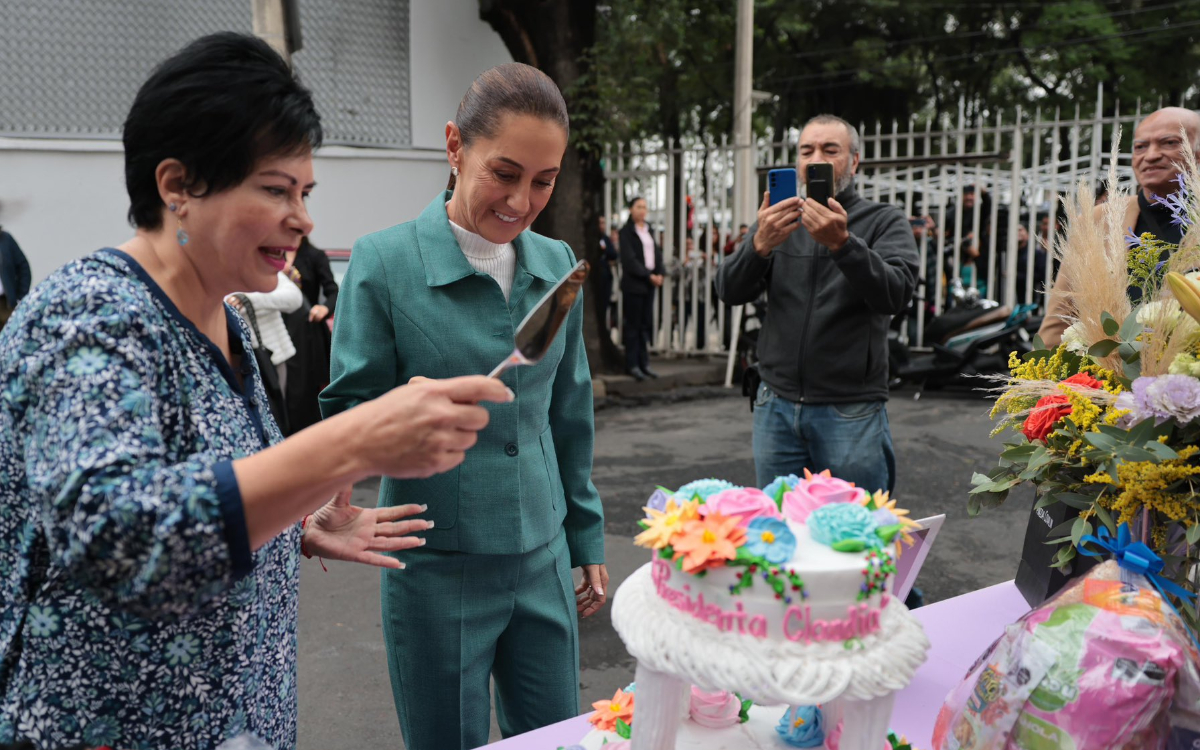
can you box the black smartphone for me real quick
[805,163,834,206]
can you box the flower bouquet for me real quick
[971,130,1200,634]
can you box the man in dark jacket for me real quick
[0,227,31,332]
[716,114,918,493]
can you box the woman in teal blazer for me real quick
[320,64,607,750]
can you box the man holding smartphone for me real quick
[715,114,919,494]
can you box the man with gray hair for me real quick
[1039,106,1200,347]
[716,114,919,493]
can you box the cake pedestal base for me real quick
[630,664,688,750]
[827,691,897,750]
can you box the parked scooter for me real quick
[889,278,1040,398]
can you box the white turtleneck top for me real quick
[448,217,517,302]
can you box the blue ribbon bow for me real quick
[1077,524,1199,652]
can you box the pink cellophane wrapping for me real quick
[931,560,1200,750]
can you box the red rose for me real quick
[1022,394,1073,442]
[1061,372,1104,390]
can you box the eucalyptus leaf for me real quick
[1088,339,1120,358]
[1093,505,1117,536]
[1118,309,1143,341]
[1084,432,1120,452]
[967,493,982,517]
[1048,517,1077,540]
[1056,493,1096,511]
[1188,524,1200,546]
[1144,442,1179,461]
[1070,517,1093,550]
[1117,342,1141,363]
[1101,312,1120,336]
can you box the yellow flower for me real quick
[634,498,700,550]
[859,490,921,554]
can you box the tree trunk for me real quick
[478,0,624,373]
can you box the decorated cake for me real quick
[585,472,931,750]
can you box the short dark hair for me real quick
[627,196,645,209]
[123,32,323,229]
[448,63,568,189]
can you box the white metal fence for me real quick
[603,87,1166,356]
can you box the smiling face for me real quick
[1133,108,1200,199]
[178,151,315,294]
[444,112,568,244]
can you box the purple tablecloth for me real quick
[479,580,1031,749]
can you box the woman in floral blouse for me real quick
[0,33,509,750]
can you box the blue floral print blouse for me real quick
[0,250,300,749]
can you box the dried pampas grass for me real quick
[1048,129,1134,372]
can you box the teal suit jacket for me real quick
[320,193,605,566]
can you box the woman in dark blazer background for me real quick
[618,196,664,380]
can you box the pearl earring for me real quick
[452,166,459,177]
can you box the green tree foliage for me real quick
[585,0,1200,146]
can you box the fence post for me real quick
[1005,106,1024,309]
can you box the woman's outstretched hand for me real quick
[303,486,432,569]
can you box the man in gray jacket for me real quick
[716,114,918,493]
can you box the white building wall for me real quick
[0,1,510,287]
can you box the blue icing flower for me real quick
[808,502,880,550]
[645,488,672,515]
[776,705,824,747]
[763,474,802,500]
[623,682,636,694]
[744,517,797,564]
[676,478,738,501]
[872,507,900,527]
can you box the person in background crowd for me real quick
[724,223,749,254]
[1014,223,1048,305]
[0,32,509,750]
[619,196,664,381]
[1040,106,1200,346]
[321,63,606,750]
[0,216,30,333]
[945,185,991,296]
[716,113,918,494]
[227,269,303,429]
[283,236,339,433]
[597,215,619,335]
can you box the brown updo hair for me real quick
[448,63,569,190]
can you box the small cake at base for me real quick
[606,473,930,750]
[571,686,920,750]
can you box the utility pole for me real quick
[732,0,755,230]
[252,0,293,64]
[726,0,754,387]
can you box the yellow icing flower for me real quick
[634,498,699,550]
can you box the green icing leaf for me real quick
[876,523,902,544]
[616,719,632,740]
[773,482,787,510]
[739,698,753,723]
[832,539,868,553]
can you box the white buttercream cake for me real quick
[578,473,930,750]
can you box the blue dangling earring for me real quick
[169,202,189,246]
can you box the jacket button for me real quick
[505,443,519,457]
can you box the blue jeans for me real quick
[752,382,896,494]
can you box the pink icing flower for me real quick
[688,687,742,729]
[699,487,781,527]
[781,468,867,523]
[601,743,631,750]
[824,719,893,750]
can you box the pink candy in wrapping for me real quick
[932,560,1200,750]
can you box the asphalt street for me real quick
[295,387,1033,749]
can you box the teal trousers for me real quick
[381,529,581,750]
